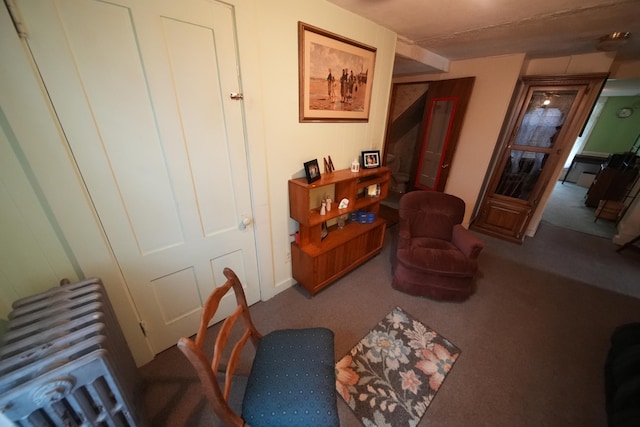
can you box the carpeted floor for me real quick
[336,306,461,426]
[139,221,640,427]
[542,180,618,239]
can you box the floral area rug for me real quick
[336,307,461,427]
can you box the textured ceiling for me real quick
[327,0,640,75]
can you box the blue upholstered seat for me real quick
[178,268,338,427]
[242,328,339,427]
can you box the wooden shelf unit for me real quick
[288,167,391,294]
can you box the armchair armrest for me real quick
[397,228,412,250]
[452,224,484,259]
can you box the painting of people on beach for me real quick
[298,22,376,122]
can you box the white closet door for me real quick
[17,0,260,353]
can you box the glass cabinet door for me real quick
[494,89,578,201]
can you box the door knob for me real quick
[239,216,252,230]
[230,92,244,100]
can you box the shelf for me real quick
[291,221,386,295]
[288,166,390,294]
[297,219,385,256]
[288,167,389,190]
[354,195,383,211]
[356,174,387,189]
[289,166,390,227]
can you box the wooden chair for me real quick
[177,268,339,427]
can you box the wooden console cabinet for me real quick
[288,167,391,294]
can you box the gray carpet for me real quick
[542,181,618,239]
[139,222,640,427]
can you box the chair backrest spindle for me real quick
[177,268,263,426]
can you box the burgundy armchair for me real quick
[391,191,484,301]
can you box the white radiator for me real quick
[0,278,147,426]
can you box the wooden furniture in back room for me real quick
[288,167,390,295]
[585,153,639,208]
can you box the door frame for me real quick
[471,73,608,242]
[382,77,475,193]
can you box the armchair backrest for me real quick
[399,191,465,240]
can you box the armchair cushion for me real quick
[397,237,477,276]
[242,328,339,427]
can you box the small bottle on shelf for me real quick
[351,158,360,173]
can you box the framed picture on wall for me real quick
[298,22,376,123]
[361,150,380,169]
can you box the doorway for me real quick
[541,181,617,238]
[380,77,475,222]
[540,78,640,240]
[472,74,608,243]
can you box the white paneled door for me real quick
[17,0,260,353]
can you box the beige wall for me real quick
[0,0,396,365]
[247,0,396,298]
[522,52,614,76]
[0,5,152,363]
[393,54,527,226]
[608,59,640,79]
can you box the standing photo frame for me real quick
[362,150,380,169]
[298,22,376,123]
[304,159,321,183]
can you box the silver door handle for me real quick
[230,92,244,100]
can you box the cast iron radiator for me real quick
[0,278,147,426]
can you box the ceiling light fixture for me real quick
[597,32,631,51]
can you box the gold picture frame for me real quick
[298,22,376,123]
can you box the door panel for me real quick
[415,98,456,190]
[382,78,474,196]
[477,199,531,242]
[472,74,608,242]
[18,0,260,353]
[409,78,475,192]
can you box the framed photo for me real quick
[362,150,380,169]
[298,22,376,123]
[304,159,321,183]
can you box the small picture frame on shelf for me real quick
[362,150,380,169]
[304,159,321,183]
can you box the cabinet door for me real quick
[473,74,607,242]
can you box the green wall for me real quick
[584,96,640,154]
